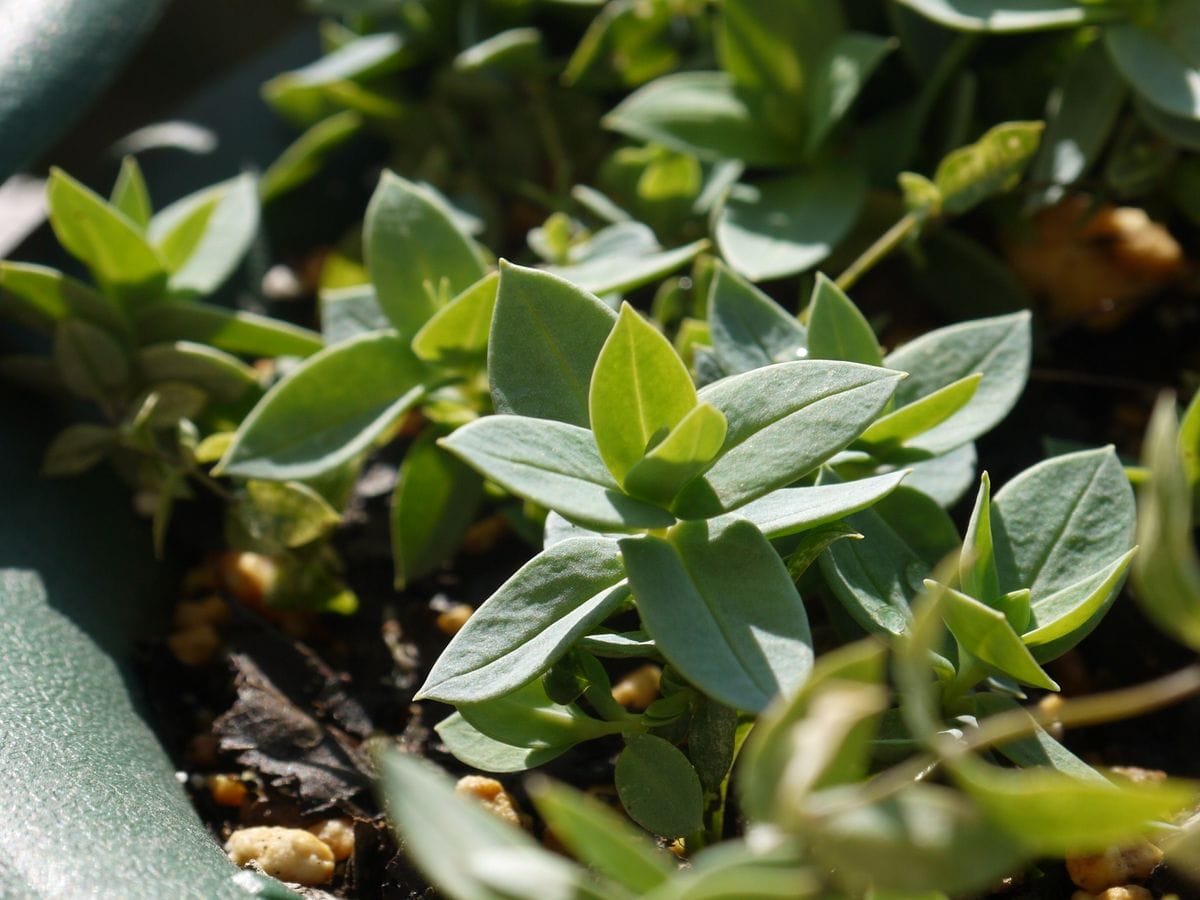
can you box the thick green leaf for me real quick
[739,640,886,824]
[435,713,568,773]
[455,27,543,73]
[649,840,820,899]
[376,749,569,900]
[819,477,960,636]
[933,122,1044,216]
[260,110,364,202]
[412,271,498,367]
[855,374,981,452]
[46,168,166,307]
[542,223,707,295]
[147,174,259,299]
[1134,396,1200,652]
[264,32,406,124]
[417,537,628,703]
[992,447,1134,599]
[135,301,323,358]
[884,311,1031,454]
[0,262,126,335]
[110,156,152,228]
[953,757,1197,855]
[621,518,813,712]
[615,734,704,837]
[673,361,903,517]
[441,416,673,531]
[391,431,484,588]
[489,262,617,427]
[238,480,341,549]
[364,172,487,337]
[718,0,840,96]
[903,440,979,507]
[714,165,867,282]
[802,33,895,158]
[623,403,728,506]
[456,679,623,750]
[1029,41,1127,195]
[42,423,115,476]
[934,582,1058,690]
[603,72,801,166]
[805,274,882,367]
[530,780,674,893]
[895,0,1118,32]
[590,303,698,483]
[1106,0,1200,121]
[960,473,1001,604]
[733,469,909,539]
[137,341,257,403]
[707,261,806,375]
[1021,548,1137,661]
[54,319,130,400]
[805,784,1029,896]
[319,284,390,345]
[974,693,1104,781]
[217,331,424,480]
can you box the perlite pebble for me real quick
[1071,887,1154,900]
[1067,840,1163,892]
[307,818,355,861]
[225,826,335,886]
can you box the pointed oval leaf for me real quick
[674,361,903,517]
[884,310,1031,453]
[134,301,324,358]
[53,319,130,400]
[603,71,801,166]
[489,262,617,426]
[960,472,1001,604]
[805,273,882,367]
[707,261,806,374]
[412,271,498,366]
[417,537,628,703]
[137,341,257,403]
[319,284,390,345]
[621,518,813,712]
[856,373,981,452]
[42,423,115,476]
[895,0,1120,31]
[590,303,698,483]
[1133,396,1200,652]
[529,780,674,893]
[624,403,728,506]
[0,261,126,336]
[364,172,487,337]
[440,416,674,531]
[456,679,622,751]
[110,156,152,228]
[435,713,568,774]
[733,469,909,539]
[45,168,166,306]
[802,32,895,158]
[933,121,1044,216]
[992,446,1134,599]
[239,480,341,549]
[1106,0,1200,121]
[934,581,1058,690]
[819,475,960,636]
[147,174,259,299]
[217,331,424,480]
[1023,547,1137,661]
[615,734,704,838]
[953,757,1197,856]
[715,165,867,282]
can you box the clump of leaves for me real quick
[0,161,323,553]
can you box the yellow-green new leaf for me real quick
[934,121,1044,216]
[961,472,1001,605]
[624,403,727,506]
[856,373,981,452]
[954,757,1197,855]
[933,581,1058,690]
[412,271,498,367]
[590,303,698,484]
[1134,395,1200,652]
[805,273,882,366]
[46,168,166,308]
[109,156,152,229]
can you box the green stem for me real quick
[835,211,921,292]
